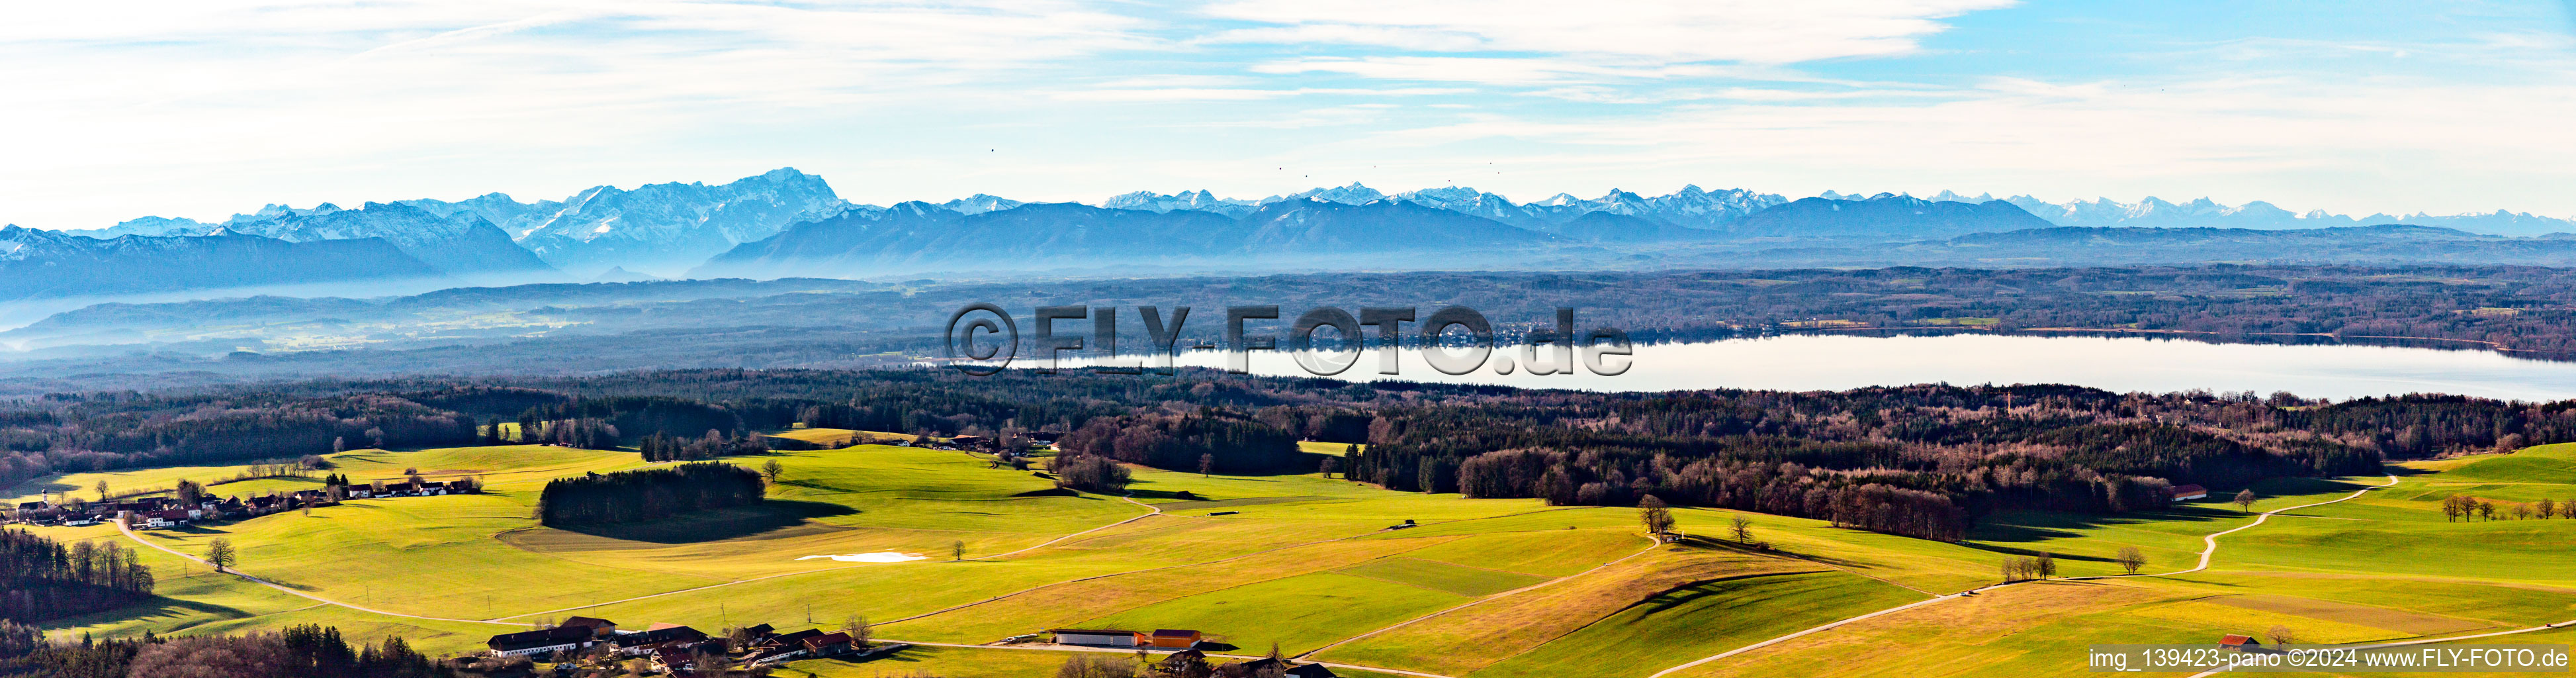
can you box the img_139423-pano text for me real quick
[941,303,1635,377]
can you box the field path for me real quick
[115,520,520,627]
[1293,532,1665,661]
[1645,473,2400,678]
[2156,474,2397,576]
[876,638,1461,678]
[971,490,1161,561]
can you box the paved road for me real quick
[1644,474,2402,678]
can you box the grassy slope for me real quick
[34,435,2575,678]
[1672,449,2576,678]
[1471,570,1924,678]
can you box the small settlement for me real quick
[484,618,891,676]
[1048,628,1339,678]
[6,475,481,529]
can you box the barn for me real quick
[2170,484,2209,501]
[1051,629,1142,647]
[1147,629,1203,648]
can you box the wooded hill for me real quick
[8,369,2568,542]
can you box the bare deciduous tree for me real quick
[2233,489,2258,513]
[204,538,236,573]
[2266,624,2299,646]
[2115,546,2146,575]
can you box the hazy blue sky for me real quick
[5,1,2574,228]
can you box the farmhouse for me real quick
[140,510,190,529]
[2170,484,2209,501]
[1147,629,1204,648]
[1051,628,1143,647]
[611,624,709,655]
[2219,634,2260,651]
[485,626,597,657]
[801,632,854,656]
[558,616,618,637]
[1223,657,1338,678]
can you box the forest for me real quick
[535,462,768,526]
[0,623,454,678]
[8,368,2568,541]
[0,528,154,623]
[15,264,2576,396]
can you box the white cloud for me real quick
[1251,56,1732,84]
[1201,0,2018,64]
[0,0,1163,226]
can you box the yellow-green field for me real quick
[11,438,2576,677]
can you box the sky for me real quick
[3,0,2575,229]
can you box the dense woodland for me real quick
[0,529,153,623]
[535,462,768,526]
[7,368,2573,540]
[15,265,2576,395]
[0,624,455,678]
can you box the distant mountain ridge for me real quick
[0,226,447,300]
[24,168,2576,304]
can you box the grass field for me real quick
[14,434,2576,678]
[1471,570,1924,678]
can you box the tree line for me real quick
[0,528,154,623]
[535,462,766,526]
[13,369,2576,542]
[0,624,453,678]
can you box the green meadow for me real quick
[12,435,2576,677]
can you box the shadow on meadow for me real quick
[551,499,858,544]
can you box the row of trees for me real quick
[0,528,154,622]
[1055,412,1305,474]
[2441,495,2576,521]
[535,463,767,526]
[0,393,483,489]
[636,430,768,462]
[0,624,454,678]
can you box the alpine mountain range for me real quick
[6,167,2576,303]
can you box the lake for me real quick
[1055,333,2576,401]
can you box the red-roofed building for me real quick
[2219,634,2260,651]
[1147,629,1203,648]
[2170,484,2209,501]
[801,632,854,657]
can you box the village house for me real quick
[1223,657,1337,678]
[141,510,189,529]
[610,624,709,656]
[743,628,836,665]
[2170,484,2210,501]
[558,616,618,638]
[800,632,854,657]
[484,626,598,657]
[2219,634,2261,652]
